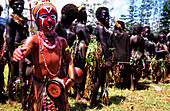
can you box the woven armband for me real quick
[20,44,32,49]
[64,46,71,55]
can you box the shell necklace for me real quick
[37,32,61,76]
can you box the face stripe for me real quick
[38,6,57,32]
[45,7,52,14]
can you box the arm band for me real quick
[69,77,75,82]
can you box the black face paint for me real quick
[12,0,24,14]
[100,10,109,28]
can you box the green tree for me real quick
[160,1,170,32]
[138,0,154,25]
[120,0,139,30]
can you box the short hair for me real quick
[61,4,78,19]
[0,4,3,12]
[96,7,108,21]
[132,24,143,35]
[8,0,24,8]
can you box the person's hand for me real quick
[65,78,74,90]
[12,47,27,62]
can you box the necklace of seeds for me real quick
[38,34,61,76]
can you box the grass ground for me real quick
[0,64,169,111]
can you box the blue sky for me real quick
[1,0,129,20]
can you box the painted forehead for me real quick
[38,6,57,15]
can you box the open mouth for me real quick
[47,26,53,30]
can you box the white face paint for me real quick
[38,6,57,32]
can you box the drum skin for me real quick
[46,79,65,99]
[46,67,84,99]
[74,67,84,83]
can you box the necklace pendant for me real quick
[44,40,57,49]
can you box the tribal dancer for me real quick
[13,2,75,111]
[73,6,90,102]
[0,4,6,98]
[6,1,33,109]
[130,24,145,90]
[155,30,168,84]
[111,20,131,88]
[87,7,112,106]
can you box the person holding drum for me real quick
[12,2,75,111]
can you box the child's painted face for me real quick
[38,6,57,32]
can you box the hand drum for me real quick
[46,78,65,99]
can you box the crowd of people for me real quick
[0,0,169,110]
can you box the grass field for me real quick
[0,64,170,111]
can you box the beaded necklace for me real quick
[37,32,62,76]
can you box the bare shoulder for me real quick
[96,24,103,30]
[24,34,39,46]
[57,36,68,47]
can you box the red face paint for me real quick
[38,6,57,32]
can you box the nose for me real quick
[48,17,52,23]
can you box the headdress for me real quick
[115,20,126,30]
[32,2,57,20]
[78,6,85,12]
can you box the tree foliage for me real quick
[120,0,139,30]
[160,1,170,32]
[120,0,168,34]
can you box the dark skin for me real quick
[155,32,168,84]
[12,5,74,110]
[111,21,131,88]
[89,8,111,106]
[55,4,77,47]
[6,0,33,109]
[142,26,155,79]
[74,8,90,102]
[130,24,144,91]
[0,9,5,96]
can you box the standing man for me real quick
[74,6,90,101]
[142,26,155,80]
[55,3,78,47]
[130,24,145,90]
[155,30,168,84]
[6,1,33,109]
[0,4,5,97]
[89,6,112,106]
[111,20,131,88]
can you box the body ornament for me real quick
[38,34,61,76]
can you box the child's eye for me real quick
[50,15,56,19]
[40,14,48,19]
[41,15,48,18]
